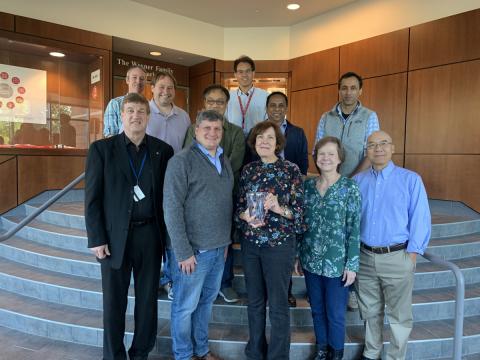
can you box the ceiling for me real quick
[113,37,210,66]
[132,0,357,27]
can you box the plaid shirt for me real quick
[103,95,125,137]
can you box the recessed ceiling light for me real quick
[287,3,300,10]
[150,51,162,56]
[49,51,65,57]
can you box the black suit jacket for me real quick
[85,134,174,269]
[245,120,309,175]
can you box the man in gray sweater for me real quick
[164,110,233,360]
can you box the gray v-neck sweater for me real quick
[163,144,233,262]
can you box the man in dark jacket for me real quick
[85,93,173,360]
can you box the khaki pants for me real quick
[355,247,415,360]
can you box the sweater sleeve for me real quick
[163,155,194,262]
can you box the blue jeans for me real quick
[160,249,172,286]
[221,244,234,289]
[169,247,225,360]
[303,270,349,351]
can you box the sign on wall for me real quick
[0,64,47,124]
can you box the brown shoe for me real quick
[288,293,297,308]
[198,351,224,360]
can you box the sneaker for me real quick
[288,293,297,308]
[163,282,173,300]
[347,291,359,311]
[218,287,239,303]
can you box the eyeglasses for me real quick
[205,99,226,106]
[366,140,392,150]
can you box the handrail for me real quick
[0,172,85,242]
[422,250,465,360]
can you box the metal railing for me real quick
[0,172,85,242]
[422,250,465,360]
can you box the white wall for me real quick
[3,0,480,61]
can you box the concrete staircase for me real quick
[1,190,480,359]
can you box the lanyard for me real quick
[237,88,255,129]
[128,152,147,185]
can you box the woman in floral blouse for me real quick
[236,120,304,360]
[296,136,361,360]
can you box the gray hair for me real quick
[195,109,224,126]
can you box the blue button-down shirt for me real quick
[196,142,224,175]
[103,95,125,137]
[353,161,431,254]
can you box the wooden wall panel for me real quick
[290,85,338,172]
[15,16,112,50]
[217,59,289,73]
[0,12,14,31]
[290,48,339,91]
[409,9,480,70]
[406,60,480,154]
[362,73,407,153]
[190,59,215,78]
[392,154,404,168]
[0,157,17,214]
[340,29,409,78]
[17,156,86,203]
[405,155,480,212]
[189,72,215,121]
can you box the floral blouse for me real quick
[235,159,305,247]
[298,176,361,277]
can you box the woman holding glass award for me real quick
[295,137,361,360]
[236,120,304,360]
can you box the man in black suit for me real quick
[85,93,174,360]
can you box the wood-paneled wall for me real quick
[188,60,215,121]
[289,8,480,211]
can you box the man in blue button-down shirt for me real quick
[353,131,431,360]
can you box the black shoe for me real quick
[330,349,344,360]
[313,346,328,360]
[288,293,297,307]
[360,356,380,360]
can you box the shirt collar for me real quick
[237,86,255,97]
[370,160,395,179]
[195,141,223,159]
[335,101,362,118]
[123,132,147,146]
[150,99,176,116]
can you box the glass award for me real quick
[246,191,268,226]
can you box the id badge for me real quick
[133,185,145,202]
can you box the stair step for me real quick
[25,203,85,230]
[0,289,479,359]
[0,216,89,253]
[0,257,479,326]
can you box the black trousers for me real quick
[101,223,161,360]
[242,239,296,360]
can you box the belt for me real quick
[129,217,155,228]
[361,242,407,254]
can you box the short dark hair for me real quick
[234,55,255,72]
[313,136,345,174]
[151,70,177,88]
[121,93,150,114]
[195,109,224,126]
[203,84,230,102]
[338,72,363,89]
[266,91,288,107]
[247,120,286,156]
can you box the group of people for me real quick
[85,55,432,360]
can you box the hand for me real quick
[408,252,417,264]
[239,209,264,228]
[342,270,356,287]
[294,258,303,276]
[179,255,197,275]
[90,244,110,259]
[224,246,228,262]
[264,193,281,214]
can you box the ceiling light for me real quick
[150,51,162,56]
[49,51,65,57]
[287,3,300,10]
